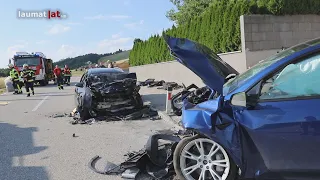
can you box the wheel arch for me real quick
[185,128,243,172]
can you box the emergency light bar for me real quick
[14,51,46,58]
[15,52,30,56]
[33,52,46,58]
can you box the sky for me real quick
[0,0,175,68]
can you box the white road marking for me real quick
[32,96,49,111]
[0,101,9,106]
[12,156,24,166]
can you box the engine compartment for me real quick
[187,86,212,104]
[171,84,215,116]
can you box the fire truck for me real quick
[10,52,55,86]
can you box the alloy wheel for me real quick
[180,138,230,180]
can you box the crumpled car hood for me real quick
[164,35,239,94]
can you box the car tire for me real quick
[173,135,238,180]
[80,107,91,120]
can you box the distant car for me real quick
[74,68,143,120]
[164,35,320,180]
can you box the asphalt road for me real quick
[0,77,175,180]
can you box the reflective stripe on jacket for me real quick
[21,70,35,82]
[10,69,19,80]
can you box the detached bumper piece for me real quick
[89,134,181,179]
[71,105,160,125]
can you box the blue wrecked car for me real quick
[164,35,320,180]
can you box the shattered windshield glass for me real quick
[89,72,129,84]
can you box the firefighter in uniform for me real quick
[61,68,65,84]
[8,64,22,94]
[53,65,64,90]
[32,70,36,85]
[63,65,72,86]
[20,64,35,97]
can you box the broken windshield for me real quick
[89,72,130,84]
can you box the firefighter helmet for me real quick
[23,64,28,69]
[8,64,14,68]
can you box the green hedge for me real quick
[129,0,320,66]
[0,68,10,77]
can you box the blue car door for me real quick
[236,52,320,178]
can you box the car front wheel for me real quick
[173,135,237,180]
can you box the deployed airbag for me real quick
[261,55,320,99]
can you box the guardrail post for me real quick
[166,86,173,114]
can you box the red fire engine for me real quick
[10,52,55,86]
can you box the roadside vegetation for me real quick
[0,77,5,94]
[115,60,129,70]
[0,68,9,94]
[0,68,9,77]
[71,70,85,77]
[54,49,129,70]
[129,0,320,66]
[98,50,130,63]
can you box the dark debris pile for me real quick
[89,133,184,179]
[70,105,161,125]
[138,79,183,90]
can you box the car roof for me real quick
[87,68,124,75]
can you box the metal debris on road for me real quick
[47,113,70,118]
[70,105,160,125]
[53,114,65,118]
[89,133,182,179]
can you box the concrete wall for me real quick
[130,51,246,87]
[131,14,320,85]
[241,14,320,67]
[219,51,247,72]
[130,61,205,87]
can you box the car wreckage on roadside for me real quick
[74,68,145,120]
[89,36,320,180]
[165,35,320,180]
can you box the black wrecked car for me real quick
[74,68,143,120]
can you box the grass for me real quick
[115,60,129,70]
[98,50,130,63]
[71,70,85,77]
[0,77,5,94]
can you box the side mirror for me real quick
[230,92,247,107]
[75,82,84,88]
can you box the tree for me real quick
[166,0,215,25]
[133,38,143,44]
[129,0,320,66]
